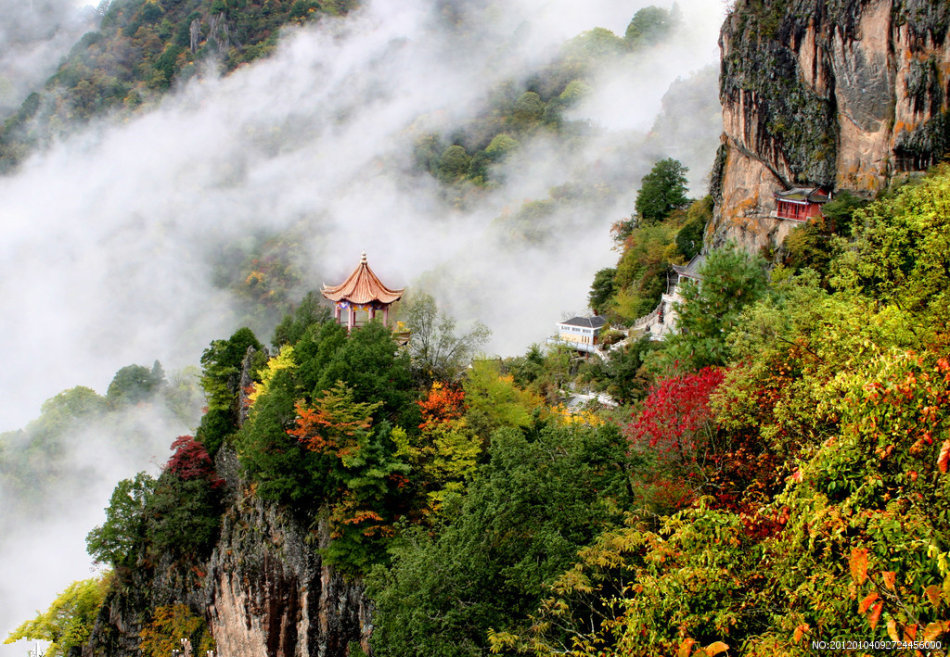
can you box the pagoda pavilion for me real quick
[321,252,404,331]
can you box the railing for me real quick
[633,302,663,330]
[547,337,599,354]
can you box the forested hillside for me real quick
[0,0,355,169]
[9,163,950,656]
[4,0,949,655]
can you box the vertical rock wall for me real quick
[84,447,372,657]
[710,0,950,252]
[207,466,372,657]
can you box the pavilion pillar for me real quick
[334,305,341,324]
[383,306,390,327]
[348,307,355,332]
[370,306,377,323]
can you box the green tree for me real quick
[368,424,633,657]
[86,472,157,568]
[402,293,490,385]
[196,327,263,454]
[588,267,617,314]
[272,291,332,349]
[438,144,472,181]
[676,196,712,260]
[663,245,769,369]
[483,133,519,162]
[4,575,111,657]
[106,361,165,406]
[144,471,222,562]
[635,158,689,224]
[832,168,950,339]
[624,6,676,48]
[511,91,545,128]
[315,321,415,425]
[582,336,655,404]
[462,359,542,436]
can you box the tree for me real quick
[4,575,111,657]
[635,158,689,224]
[832,167,950,339]
[290,382,410,572]
[139,605,214,657]
[272,291,332,349]
[626,367,726,510]
[86,472,156,568]
[582,336,655,404]
[368,424,633,657]
[588,267,616,314]
[402,293,490,385]
[315,321,415,425]
[106,361,165,406]
[462,359,543,436]
[676,196,712,260]
[438,145,472,181]
[624,6,676,48]
[196,327,263,454]
[664,245,769,369]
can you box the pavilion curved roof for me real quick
[321,252,404,305]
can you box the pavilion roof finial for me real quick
[361,251,367,263]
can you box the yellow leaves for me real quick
[886,618,899,642]
[248,345,295,407]
[858,591,879,614]
[938,439,950,473]
[850,547,869,586]
[924,584,942,607]
[486,629,517,654]
[792,623,809,643]
[678,638,696,657]
[881,571,896,591]
[703,641,729,656]
[922,621,949,642]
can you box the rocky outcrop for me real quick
[207,450,372,657]
[83,446,372,657]
[709,0,950,251]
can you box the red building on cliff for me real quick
[774,187,831,222]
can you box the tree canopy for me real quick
[635,158,690,224]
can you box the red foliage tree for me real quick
[416,382,466,431]
[627,367,725,460]
[625,367,726,509]
[166,435,219,485]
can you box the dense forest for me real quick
[3,0,950,655]
[7,162,950,655]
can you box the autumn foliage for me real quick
[166,435,218,484]
[416,382,466,431]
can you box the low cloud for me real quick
[0,0,724,647]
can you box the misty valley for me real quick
[2,0,950,656]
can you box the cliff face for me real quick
[207,470,373,657]
[710,0,950,251]
[84,447,372,657]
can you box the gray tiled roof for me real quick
[559,316,607,329]
[672,254,706,280]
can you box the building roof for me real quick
[672,254,706,280]
[774,187,830,204]
[559,316,607,329]
[321,252,404,305]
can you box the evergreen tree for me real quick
[635,158,689,224]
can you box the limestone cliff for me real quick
[709,0,950,252]
[84,450,371,657]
